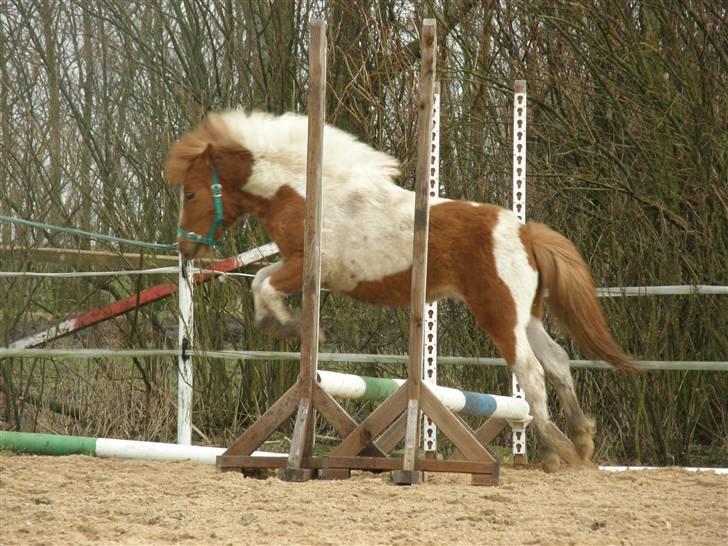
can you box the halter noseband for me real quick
[177,169,225,247]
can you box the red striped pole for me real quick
[9,244,278,349]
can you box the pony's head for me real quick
[165,115,253,259]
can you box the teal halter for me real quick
[177,169,225,247]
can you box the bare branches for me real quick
[1,0,725,462]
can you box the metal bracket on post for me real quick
[511,80,528,465]
[177,255,194,446]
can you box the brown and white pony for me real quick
[166,110,636,471]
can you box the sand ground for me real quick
[1,453,726,545]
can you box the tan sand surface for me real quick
[1,454,726,545]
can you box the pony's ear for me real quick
[202,143,215,164]
[165,131,212,184]
[213,147,255,188]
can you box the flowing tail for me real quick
[526,222,639,372]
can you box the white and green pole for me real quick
[0,431,283,464]
[318,371,531,421]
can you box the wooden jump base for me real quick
[216,19,512,486]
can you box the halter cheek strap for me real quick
[177,169,225,247]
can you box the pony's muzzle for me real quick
[178,237,209,259]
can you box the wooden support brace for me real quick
[329,382,408,457]
[420,385,494,462]
[473,418,509,447]
[220,382,300,458]
[451,417,508,461]
[312,383,387,457]
[376,412,407,454]
[284,397,316,481]
[392,398,424,485]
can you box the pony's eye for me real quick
[185,192,196,201]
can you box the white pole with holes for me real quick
[177,256,194,445]
[422,83,441,456]
[511,80,528,463]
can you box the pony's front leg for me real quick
[251,258,303,338]
[251,261,283,329]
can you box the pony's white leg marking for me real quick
[492,210,578,470]
[251,262,285,326]
[527,318,596,461]
[258,276,295,326]
[510,332,578,470]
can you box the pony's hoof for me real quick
[277,319,302,338]
[256,316,300,338]
[256,316,282,335]
[571,417,596,462]
[574,434,595,463]
[541,452,561,473]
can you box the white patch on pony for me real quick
[491,210,550,425]
[321,182,419,291]
[491,209,538,346]
[214,110,449,292]
[217,111,399,199]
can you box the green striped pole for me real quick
[0,431,283,464]
[316,371,531,420]
[0,431,97,456]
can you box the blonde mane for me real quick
[166,110,400,185]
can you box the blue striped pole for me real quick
[316,371,531,421]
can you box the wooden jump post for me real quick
[217,20,385,482]
[217,19,511,486]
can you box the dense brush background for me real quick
[1,0,726,466]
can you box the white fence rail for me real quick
[2,348,726,372]
[597,285,728,296]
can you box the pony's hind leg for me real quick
[527,318,596,462]
[251,259,303,337]
[464,290,579,472]
[464,210,579,471]
[506,331,581,472]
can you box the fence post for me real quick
[177,255,194,445]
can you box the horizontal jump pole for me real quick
[1,246,180,268]
[317,370,531,421]
[2,348,726,372]
[0,431,285,465]
[8,243,279,349]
